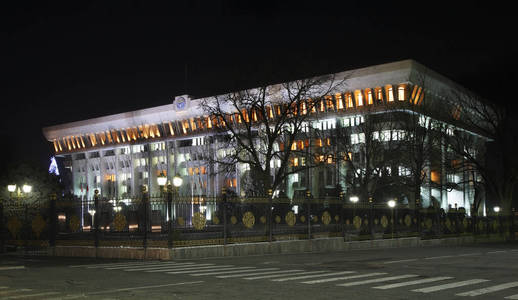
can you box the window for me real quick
[345,93,353,108]
[354,90,363,106]
[342,118,351,127]
[351,134,359,144]
[398,166,411,176]
[373,131,379,140]
[336,93,344,109]
[398,85,406,101]
[386,85,394,102]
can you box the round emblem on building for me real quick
[175,96,187,110]
[312,215,319,223]
[242,211,255,229]
[285,211,296,227]
[260,216,267,224]
[193,212,206,230]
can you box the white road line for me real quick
[0,266,25,271]
[412,279,489,293]
[273,271,357,282]
[217,269,302,279]
[124,263,215,272]
[337,274,419,287]
[510,249,518,252]
[457,253,482,257]
[505,294,518,299]
[383,259,418,264]
[6,291,61,299]
[244,271,327,280]
[303,273,386,284]
[1,286,8,289]
[87,281,204,295]
[424,255,454,260]
[190,268,278,276]
[70,261,156,268]
[0,289,32,296]
[120,262,197,271]
[44,294,87,300]
[456,281,518,296]
[487,250,507,254]
[373,277,453,289]
[145,265,232,273]
[106,262,195,270]
[166,266,253,275]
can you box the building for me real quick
[42,60,487,215]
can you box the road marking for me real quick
[457,253,482,257]
[0,289,32,296]
[505,294,518,299]
[124,263,215,272]
[373,277,453,289]
[70,261,154,268]
[383,259,418,264]
[190,268,279,276]
[6,291,61,299]
[166,266,254,275]
[119,262,197,271]
[1,286,8,289]
[87,281,204,295]
[145,265,232,273]
[487,250,507,254]
[244,271,327,280]
[424,255,454,260]
[217,269,302,279]
[0,266,25,271]
[456,281,518,296]
[106,262,195,270]
[412,279,489,293]
[44,294,87,299]
[510,249,518,252]
[303,272,386,284]
[273,271,357,282]
[337,274,419,287]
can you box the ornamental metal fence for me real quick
[0,195,516,252]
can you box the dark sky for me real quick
[1,1,516,170]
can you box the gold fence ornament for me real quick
[322,211,331,225]
[353,216,362,229]
[260,215,267,224]
[193,212,206,230]
[32,214,46,239]
[275,215,281,224]
[114,213,127,231]
[212,215,220,225]
[285,211,296,227]
[7,217,22,238]
[425,218,433,229]
[381,215,388,228]
[69,215,80,232]
[230,216,237,225]
[177,216,185,226]
[334,215,340,222]
[300,215,306,223]
[404,215,412,227]
[242,211,255,229]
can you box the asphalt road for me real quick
[1,242,518,299]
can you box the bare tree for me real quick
[200,75,345,197]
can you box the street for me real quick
[1,242,518,299]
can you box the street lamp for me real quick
[350,195,359,232]
[388,199,396,239]
[7,185,16,193]
[173,174,183,188]
[494,206,500,213]
[157,172,167,187]
[22,184,32,194]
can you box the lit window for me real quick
[386,85,394,102]
[355,90,363,106]
[351,134,359,144]
[398,85,406,101]
[336,93,344,109]
[346,93,353,108]
[375,87,383,100]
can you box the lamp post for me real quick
[388,199,396,239]
[170,174,183,248]
[350,195,359,222]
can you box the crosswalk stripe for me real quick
[383,259,418,264]
[217,269,303,279]
[244,271,327,280]
[0,266,25,271]
[456,281,518,296]
[166,266,252,275]
[44,294,87,299]
[124,263,214,271]
[6,291,61,299]
[303,273,386,284]
[412,279,489,293]
[71,261,156,268]
[190,268,279,276]
[373,277,453,290]
[119,263,198,271]
[145,265,232,273]
[272,271,357,282]
[0,289,32,296]
[505,294,518,299]
[106,262,194,270]
[0,286,8,289]
[337,274,419,287]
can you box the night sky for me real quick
[1,1,516,171]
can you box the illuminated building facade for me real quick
[42,60,487,214]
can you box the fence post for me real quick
[222,188,227,245]
[416,198,421,237]
[24,204,29,252]
[368,197,373,239]
[167,184,173,249]
[268,189,273,242]
[306,190,311,240]
[49,193,57,247]
[94,190,99,249]
[142,186,148,249]
[0,200,4,253]
[340,192,345,241]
